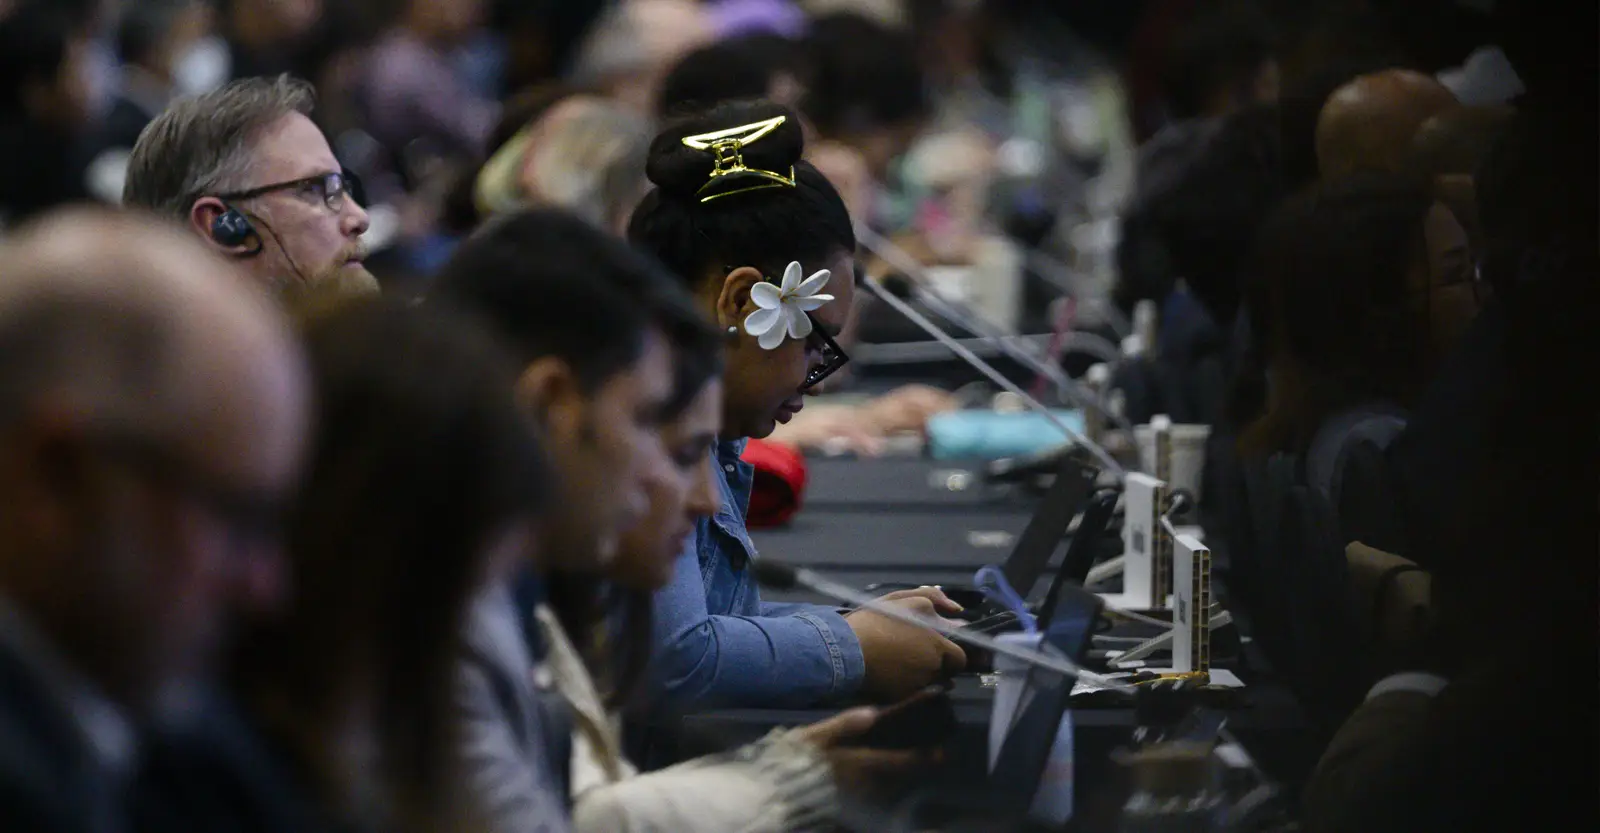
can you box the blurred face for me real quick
[261,0,323,40]
[200,113,375,299]
[718,250,856,440]
[1412,202,1481,363]
[34,332,310,716]
[610,380,721,591]
[26,33,95,132]
[536,330,676,571]
[412,0,485,43]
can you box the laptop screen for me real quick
[997,454,1099,592]
[987,583,1104,816]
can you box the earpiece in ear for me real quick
[210,207,258,252]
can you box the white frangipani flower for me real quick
[743,261,834,350]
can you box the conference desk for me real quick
[675,670,1313,797]
[800,456,1041,513]
[673,453,1322,799]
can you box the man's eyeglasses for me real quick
[803,312,849,391]
[90,431,286,549]
[216,170,365,213]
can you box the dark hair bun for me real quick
[645,99,806,203]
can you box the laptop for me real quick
[987,581,1105,821]
[861,453,1100,620]
[1031,488,1121,629]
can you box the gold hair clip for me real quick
[680,116,797,203]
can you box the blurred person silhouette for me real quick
[359,0,497,162]
[1276,54,1406,192]
[221,0,324,81]
[1316,69,1461,180]
[1116,5,1281,400]
[489,0,608,92]
[1303,103,1597,833]
[438,83,585,235]
[1132,5,1278,212]
[655,33,809,118]
[1118,104,1285,336]
[570,0,713,115]
[84,0,223,204]
[469,92,652,235]
[0,0,104,228]
[799,12,930,182]
[102,0,223,150]
[124,75,378,303]
[1238,173,1480,553]
[1405,103,1514,255]
[0,208,309,833]
[628,100,966,721]
[704,0,807,40]
[431,208,729,832]
[136,297,550,833]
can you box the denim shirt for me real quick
[646,439,865,712]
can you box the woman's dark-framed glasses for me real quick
[216,169,364,212]
[803,313,849,390]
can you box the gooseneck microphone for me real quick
[752,559,1134,692]
[862,272,1126,476]
[856,225,1136,438]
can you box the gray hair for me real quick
[122,74,315,220]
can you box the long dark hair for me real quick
[234,298,548,833]
[627,98,856,291]
[1239,174,1436,456]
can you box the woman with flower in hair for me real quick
[627,99,966,722]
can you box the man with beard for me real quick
[123,74,378,303]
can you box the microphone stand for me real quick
[863,273,1125,477]
[856,225,1137,438]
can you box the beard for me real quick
[279,260,381,315]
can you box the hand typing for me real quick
[846,587,968,701]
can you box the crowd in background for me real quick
[0,0,1593,832]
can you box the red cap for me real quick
[740,439,808,528]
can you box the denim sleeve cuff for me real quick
[793,608,865,701]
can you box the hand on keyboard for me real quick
[846,587,969,701]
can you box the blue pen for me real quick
[973,565,1038,633]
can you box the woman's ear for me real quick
[715,266,765,331]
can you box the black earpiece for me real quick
[210,207,258,250]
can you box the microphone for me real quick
[862,272,1125,476]
[858,226,1111,407]
[984,441,1092,485]
[752,559,1134,692]
[856,226,1137,450]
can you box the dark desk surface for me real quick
[752,509,1042,570]
[802,456,1039,513]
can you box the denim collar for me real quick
[708,437,759,566]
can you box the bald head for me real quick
[1410,104,1515,177]
[0,207,309,714]
[0,208,301,443]
[1316,69,1460,179]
